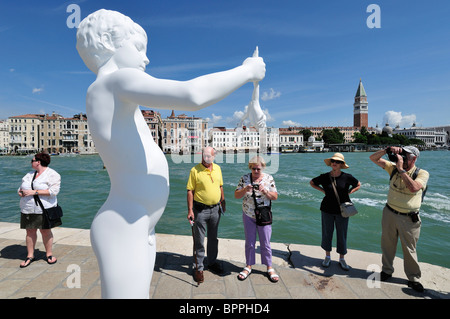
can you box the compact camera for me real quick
[386,147,407,163]
[252,183,259,190]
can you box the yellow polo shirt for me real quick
[385,161,429,213]
[186,163,223,206]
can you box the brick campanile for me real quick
[353,79,368,128]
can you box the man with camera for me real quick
[370,146,429,292]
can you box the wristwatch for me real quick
[399,170,407,174]
[35,190,39,195]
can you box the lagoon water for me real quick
[1,151,449,268]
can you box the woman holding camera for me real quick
[234,156,279,282]
[310,153,360,271]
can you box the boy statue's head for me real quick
[76,9,147,74]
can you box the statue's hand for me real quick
[256,115,267,128]
[243,57,266,82]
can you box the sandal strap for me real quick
[268,268,279,279]
[239,267,251,278]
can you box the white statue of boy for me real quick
[76,9,265,298]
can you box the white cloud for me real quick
[263,108,274,123]
[226,105,274,127]
[261,88,281,101]
[282,120,301,127]
[32,87,44,94]
[383,111,416,128]
[226,106,247,126]
[205,113,223,126]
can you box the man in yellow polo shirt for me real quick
[187,146,225,283]
[370,146,429,292]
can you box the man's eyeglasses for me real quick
[251,167,262,171]
[330,159,344,164]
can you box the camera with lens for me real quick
[386,147,407,163]
[252,183,259,190]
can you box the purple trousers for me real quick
[242,213,272,266]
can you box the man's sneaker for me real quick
[408,281,424,293]
[322,256,331,268]
[380,271,392,281]
[339,258,350,271]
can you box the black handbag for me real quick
[250,174,272,226]
[330,174,358,218]
[31,171,63,228]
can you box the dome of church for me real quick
[382,123,393,135]
[374,124,382,134]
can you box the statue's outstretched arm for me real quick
[114,57,265,111]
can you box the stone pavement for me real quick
[0,222,449,299]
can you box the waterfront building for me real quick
[39,112,95,154]
[431,125,450,145]
[142,110,163,147]
[7,112,96,154]
[209,126,258,152]
[161,111,208,154]
[393,123,448,148]
[0,120,9,153]
[8,114,43,154]
[305,135,325,152]
[64,113,96,154]
[265,127,280,152]
[279,129,303,152]
[209,126,279,153]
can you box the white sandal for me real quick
[238,267,252,281]
[268,268,279,283]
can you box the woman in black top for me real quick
[310,153,360,270]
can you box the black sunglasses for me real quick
[330,159,344,164]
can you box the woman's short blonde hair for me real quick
[248,156,266,169]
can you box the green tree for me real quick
[299,129,312,142]
[360,126,370,137]
[367,133,381,145]
[322,128,344,144]
[352,132,368,144]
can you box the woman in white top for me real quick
[18,152,61,268]
[234,156,279,282]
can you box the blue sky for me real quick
[1,0,449,129]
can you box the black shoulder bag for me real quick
[32,171,63,228]
[250,174,272,226]
[330,173,358,218]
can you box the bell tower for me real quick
[354,79,368,128]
